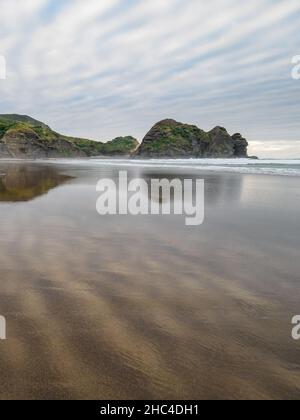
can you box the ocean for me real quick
[28,158,300,177]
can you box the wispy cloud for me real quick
[0,0,299,156]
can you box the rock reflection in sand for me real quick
[0,164,72,202]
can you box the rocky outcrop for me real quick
[0,128,85,158]
[0,115,139,158]
[0,114,250,159]
[135,119,210,158]
[207,126,235,157]
[231,133,248,157]
[101,136,139,156]
[135,119,249,158]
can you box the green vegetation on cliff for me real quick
[0,114,249,159]
[100,136,139,156]
[0,115,139,158]
[135,119,248,158]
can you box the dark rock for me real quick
[135,119,210,158]
[207,126,235,157]
[136,119,249,158]
[231,133,248,157]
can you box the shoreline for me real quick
[2,157,300,177]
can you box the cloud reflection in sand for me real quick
[0,162,299,399]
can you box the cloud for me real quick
[249,140,300,158]
[0,0,299,157]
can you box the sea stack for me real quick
[135,119,249,158]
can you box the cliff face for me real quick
[231,133,248,157]
[0,127,85,158]
[0,114,250,159]
[0,115,138,158]
[135,119,248,158]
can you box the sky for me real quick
[0,0,300,157]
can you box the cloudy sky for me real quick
[0,0,300,157]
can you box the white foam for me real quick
[11,158,300,177]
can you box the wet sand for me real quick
[0,161,300,400]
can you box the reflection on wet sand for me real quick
[0,162,300,400]
[0,164,72,202]
[141,170,244,207]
